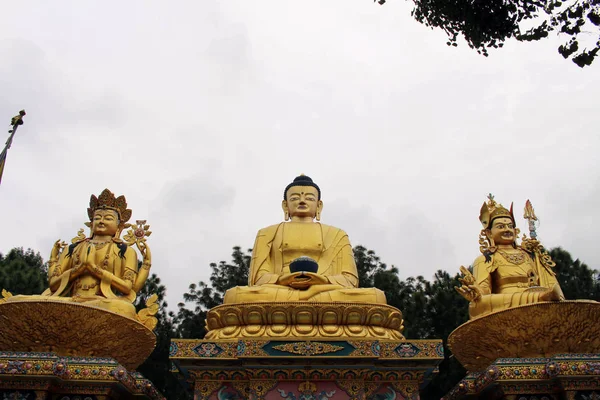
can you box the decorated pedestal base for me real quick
[0,299,156,370]
[442,353,600,400]
[447,301,600,372]
[0,351,164,400]
[170,337,444,400]
[204,302,405,340]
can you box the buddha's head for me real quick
[479,194,517,249]
[282,175,323,221]
[87,189,132,238]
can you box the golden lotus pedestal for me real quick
[0,299,162,399]
[171,302,444,399]
[444,301,600,399]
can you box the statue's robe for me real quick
[469,248,563,319]
[9,241,139,319]
[224,223,386,303]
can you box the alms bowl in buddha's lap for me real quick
[289,256,318,273]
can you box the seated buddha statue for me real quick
[223,175,386,304]
[455,195,564,319]
[7,189,153,321]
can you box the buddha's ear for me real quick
[281,200,290,221]
[316,200,323,221]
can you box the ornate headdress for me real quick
[479,194,514,229]
[87,189,132,228]
[283,174,321,200]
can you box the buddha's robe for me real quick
[9,240,138,319]
[469,248,563,319]
[223,222,386,303]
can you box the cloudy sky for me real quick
[1,1,598,309]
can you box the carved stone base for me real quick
[448,300,600,372]
[205,301,405,340]
[170,337,444,400]
[0,299,156,370]
[0,351,164,399]
[442,353,600,400]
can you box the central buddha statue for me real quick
[223,175,385,304]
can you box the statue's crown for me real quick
[479,194,514,229]
[87,189,132,226]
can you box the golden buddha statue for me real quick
[207,175,402,340]
[455,195,564,319]
[223,175,385,304]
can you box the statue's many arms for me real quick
[6,189,153,321]
[224,175,385,304]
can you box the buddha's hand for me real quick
[455,284,483,302]
[289,272,329,290]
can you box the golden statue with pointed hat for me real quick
[206,175,403,339]
[0,189,158,369]
[449,195,600,372]
[455,194,564,319]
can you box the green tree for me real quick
[0,247,47,295]
[175,246,251,339]
[379,0,600,67]
[550,247,600,300]
[135,273,190,400]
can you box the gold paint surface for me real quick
[0,300,156,370]
[448,300,600,371]
[204,302,404,340]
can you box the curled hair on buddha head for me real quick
[283,175,321,200]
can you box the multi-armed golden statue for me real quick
[455,194,564,319]
[206,175,404,339]
[0,189,158,369]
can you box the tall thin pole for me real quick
[0,110,26,186]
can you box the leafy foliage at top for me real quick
[396,0,600,67]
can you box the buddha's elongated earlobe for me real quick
[284,210,290,221]
[315,200,323,221]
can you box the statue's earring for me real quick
[315,209,321,221]
[284,210,290,221]
[489,237,497,253]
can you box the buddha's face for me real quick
[92,209,120,237]
[487,216,516,246]
[283,186,323,219]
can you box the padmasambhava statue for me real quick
[456,195,564,319]
[223,175,385,304]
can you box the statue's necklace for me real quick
[497,249,528,265]
[90,240,111,250]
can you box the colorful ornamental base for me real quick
[0,351,164,400]
[170,338,444,400]
[442,353,600,400]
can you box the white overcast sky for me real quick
[0,1,598,309]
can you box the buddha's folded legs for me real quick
[223,284,386,304]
